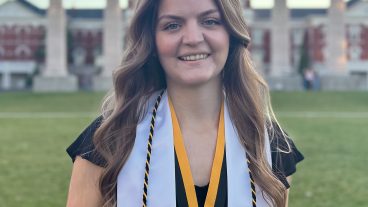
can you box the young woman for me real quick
[66,0,303,206]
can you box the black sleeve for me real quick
[269,128,304,189]
[66,116,107,167]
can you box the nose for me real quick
[182,21,204,46]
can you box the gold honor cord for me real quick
[142,91,164,207]
[169,99,225,207]
[247,157,257,207]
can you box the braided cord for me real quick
[247,153,257,207]
[142,91,164,207]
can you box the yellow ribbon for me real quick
[169,99,225,207]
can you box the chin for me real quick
[173,75,221,88]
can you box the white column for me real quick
[102,0,122,77]
[242,0,254,23]
[33,0,77,92]
[270,0,291,76]
[44,0,67,77]
[326,0,347,74]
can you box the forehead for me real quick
[158,0,219,16]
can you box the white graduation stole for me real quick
[117,91,272,207]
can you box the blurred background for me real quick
[0,0,367,91]
[0,0,367,207]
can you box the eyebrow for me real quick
[157,9,220,22]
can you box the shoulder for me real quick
[66,116,107,167]
[268,123,304,188]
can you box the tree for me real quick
[298,30,311,75]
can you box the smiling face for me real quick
[155,0,230,88]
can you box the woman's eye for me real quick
[164,23,180,31]
[203,19,220,26]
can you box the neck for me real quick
[167,82,223,128]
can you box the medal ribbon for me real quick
[169,99,225,207]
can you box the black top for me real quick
[67,117,304,205]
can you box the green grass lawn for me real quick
[0,92,367,207]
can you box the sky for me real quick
[0,0,352,9]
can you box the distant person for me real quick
[304,68,315,90]
[66,0,304,206]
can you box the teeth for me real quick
[180,54,209,61]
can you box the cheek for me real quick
[155,34,176,58]
[218,33,230,54]
[207,31,230,56]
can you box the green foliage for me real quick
[67,30,74,64]
[0,92,367,207]
[298,31,311,75]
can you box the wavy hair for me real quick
[94,0,288,206]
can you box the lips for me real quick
[178,53,210,61]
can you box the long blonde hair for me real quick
[94,0,287,206]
